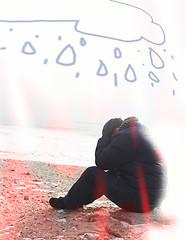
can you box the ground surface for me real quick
[0,159,174,240]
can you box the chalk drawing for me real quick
[125,64,137,82]
[97,60,108,76]
[114,47,122,58]
[149,48,165,69]
[0,0,178,96]
[114,73,118,87]
[149,71,160,83]
[0,0,165,45]
[56,44,76,66]
[80,37,87,47]
[173,73,178,81]
[22,42,36,55]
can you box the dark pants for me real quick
[63,166,144,212]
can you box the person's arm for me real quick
[95,133,135,170]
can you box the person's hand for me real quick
[102,118,123,137]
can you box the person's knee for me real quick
[83,166,103,182]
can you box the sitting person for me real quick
[49,117,166,212]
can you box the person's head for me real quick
[118,116,139,132]
[111,118,124,133]
[102,118,124,137]
[108,118,124,135]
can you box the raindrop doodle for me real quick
[22,42,36,55]
[56,44,76,66]
[80,37,86,46]
[97,60,108,76]
[43,59,48,64]
[114,73,118,86]
[114,47,122,58]
[148,71,160,83]
[125,64,137,82]
[173,72,178,81]
[149,48,164,69]
[0,0,179,98]
[75,72,80,78]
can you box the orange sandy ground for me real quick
[0,159,174,240]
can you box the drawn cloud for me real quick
[0,0,165,45]
[74,0,165,45]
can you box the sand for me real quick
[0,158,175,240]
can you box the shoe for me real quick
[49,197,67,209]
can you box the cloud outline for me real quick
[74,0,166,45]
[0,0,166,45]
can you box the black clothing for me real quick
[63,166,144,211]
[95,123,165,211]
[61,123,166,212]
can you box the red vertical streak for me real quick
[94,170,108,239]
[137,163,150,216]
[0,159,52,239]
[130,118,150,218]
[130,117,138,146]
[0,159,25,239]
[95,208,108,239]
[94,170,105,200]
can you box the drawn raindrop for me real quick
[114,73,118,86]
[75,72,80,78]
[56,44,76,66]
[44,59,48,64]
[149,48,164,69]
[172,73,177,96]
[125,64,137,82]
[114,47,122,58]
[58,36,62,41]
[22,42,36,55]
[35,35,39,38]
[171,55,174,60]
[173,72,178,81]
[149,71,160,85]
[0,47,6,50]
[97,60,108,76]
[9,28,13,32]
[80,37,86,46]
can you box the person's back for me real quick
[95,117,166,212]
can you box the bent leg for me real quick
[63,166,139,211]
[50,165,156,212]
[104,176,140,212]
[63,166,106,209]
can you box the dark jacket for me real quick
[95,123,166,205]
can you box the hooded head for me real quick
[118,116,139,131]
